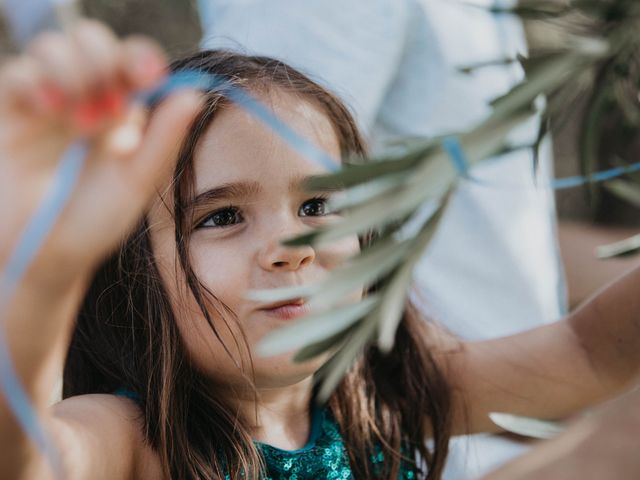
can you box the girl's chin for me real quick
[250,352,329,387]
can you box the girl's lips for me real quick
[260,302,310,321]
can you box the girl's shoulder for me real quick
[51,393,163,480]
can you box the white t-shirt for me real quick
[198,0,567,477]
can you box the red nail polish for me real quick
[72,101,102,131]
[97,89,125,117]
[138,54,166,83]
[38,84,66,112]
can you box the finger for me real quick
[0,56,48,114]
[99,105,147,158]
[120,36,168,91]
[126,91,204,196]
[68,22,129,132]
[68,29,167,134]
[27,32,85,101]
[70,20,121,93]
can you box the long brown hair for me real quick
[64,50,452,479]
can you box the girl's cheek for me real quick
[319,237,363,303]
[191,245,249,304]
[318,235,360,269]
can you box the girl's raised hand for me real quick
[0,20,203,285]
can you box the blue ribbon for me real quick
[551,162,640,189]
[140,72,339,172]
[442,135,470,178]
[442,134,640,190]
[0,141,87,480]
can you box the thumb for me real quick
[126,90,205,194]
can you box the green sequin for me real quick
[231,409,417,479]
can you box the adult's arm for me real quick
[482,386,640,480]
[441,264,640,435]
[559,220,640,308]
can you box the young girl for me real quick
[1,21,640,480]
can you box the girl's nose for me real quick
[258,235,316,272]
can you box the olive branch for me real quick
[251,0,640,402]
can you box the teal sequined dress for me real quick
[251,408,417,480]
[114,390,416,479]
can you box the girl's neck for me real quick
[234,376,315,450]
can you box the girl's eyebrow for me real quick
[188,175,343,209]
[188,181,262,209]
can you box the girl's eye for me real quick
[299,197,329,217]
[198,207,243,228]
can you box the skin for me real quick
[558,221,640,308]
[483,387,640,480]
[2,21,640,480]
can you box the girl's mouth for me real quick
[259,299,310,321]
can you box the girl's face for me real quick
[148,89,361,390]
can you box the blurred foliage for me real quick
[524,0,640,225]
[84,0,201,57]
[256,0,640,399]
[0,0,201,57]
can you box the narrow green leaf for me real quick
[489,413,565,440]
[315,319,377,402]
[613,76,640,125]
[579,84,612,205]
[257,296,380,357]
[374,267,413,353]
[603,179,640,208]
[460,109,538,167]
[249,236,413,308]
[458,57,519,75]
[486,0,572,18]
[596,233,640,259]
[304,154,420,192]
[284,172,449,247]
[288,109,532,249]
[306,237,413,310]
[293,327,353,363]
[316,183,444,243]
[532,117,550,180]
[304,142,436,191]
[610,155,640,184]
[377,197,449,351]
[327,172,411,211]
[246,284,317,304]
[488,46,606,129]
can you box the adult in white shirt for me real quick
[197,1,566,477]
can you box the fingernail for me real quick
[108,123,143,155]
[72,100,102,132]
[71,90,127,132]
[136,53,167,85]
[97,89,125,117]
[35,84,66,113]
